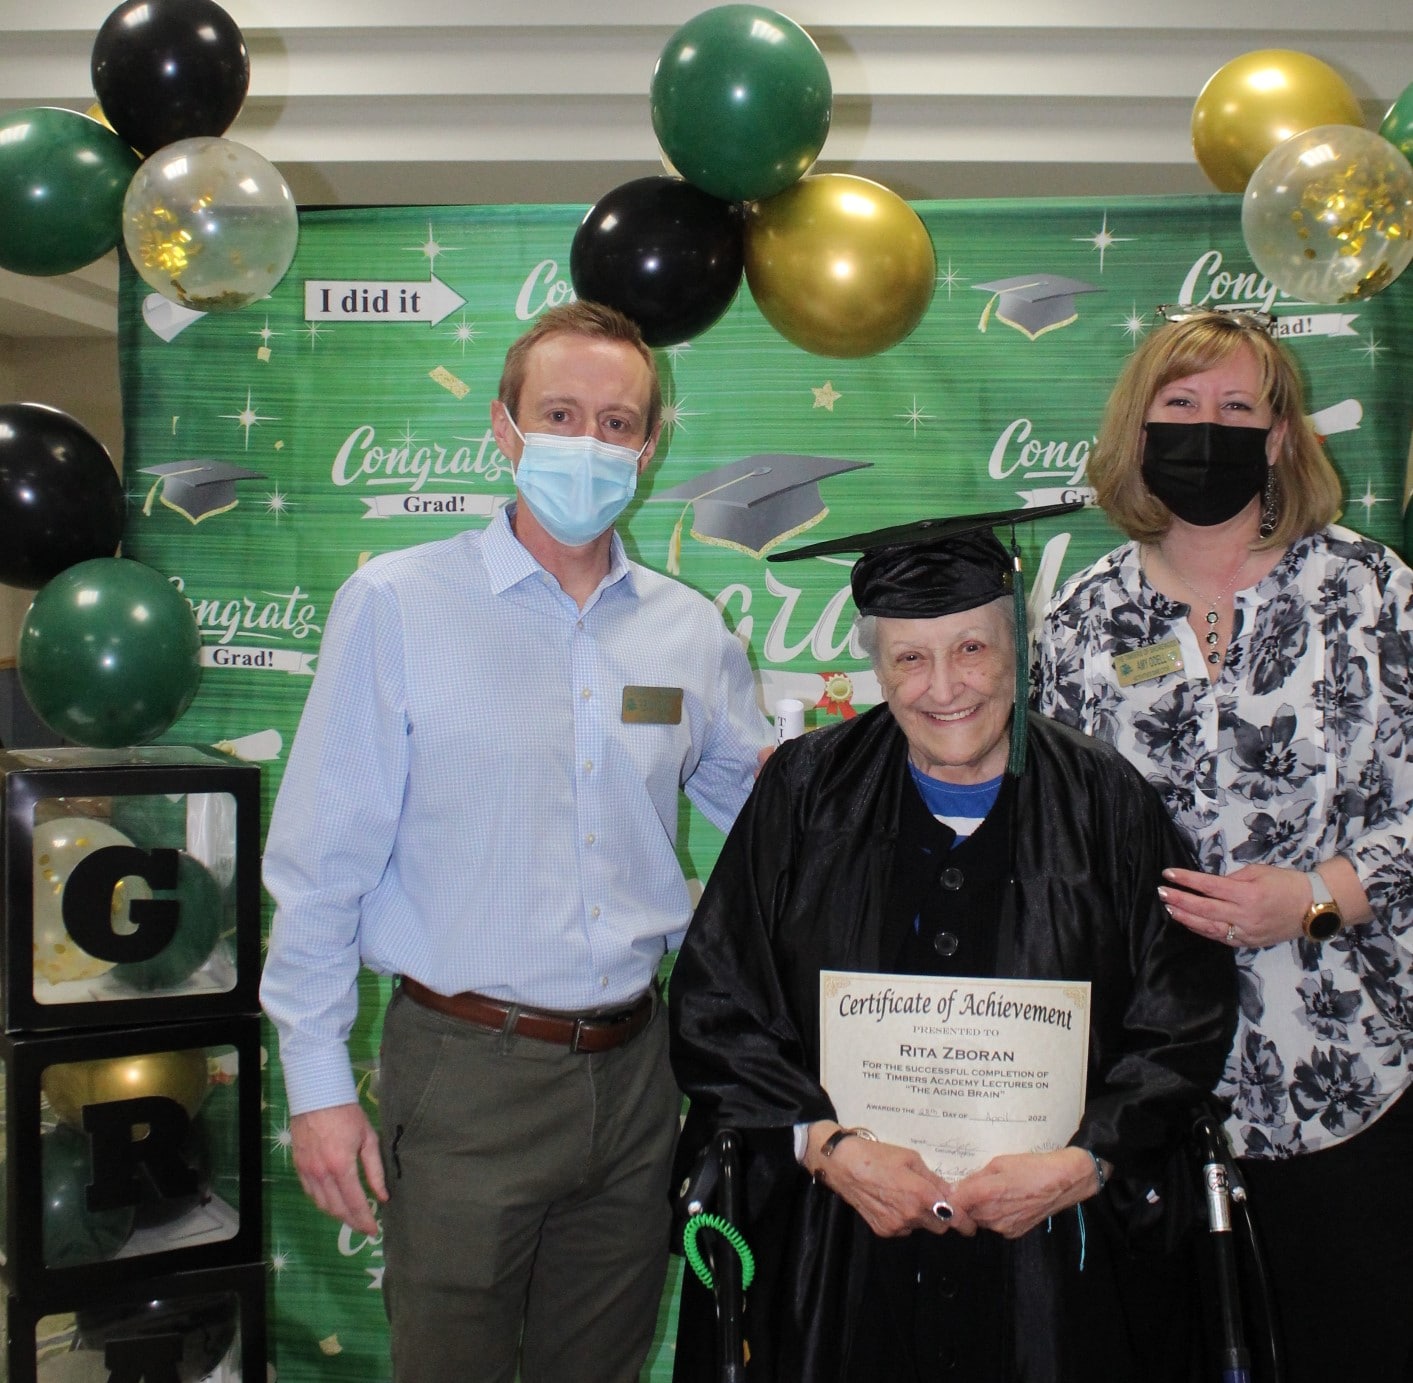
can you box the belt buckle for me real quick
[569,1016,589,1053]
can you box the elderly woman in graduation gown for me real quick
[668,507,1237,1383]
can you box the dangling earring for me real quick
[1259,467,1278,539]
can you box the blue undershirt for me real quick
[907,762,1003,845]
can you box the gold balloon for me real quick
[42,1049,210,1130]
[744,174,936,358]
[1192,49,1366,194]
[31,817,152,988]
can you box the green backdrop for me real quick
[116,194,1413,1382]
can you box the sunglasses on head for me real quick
[1154,303,1279,336]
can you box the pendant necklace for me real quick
[1161,552,1252,666]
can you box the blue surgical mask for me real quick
[507,416,646,547]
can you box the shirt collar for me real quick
[480,503,637,601]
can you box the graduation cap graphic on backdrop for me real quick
[973,274,1101,341]
[140,460,267,523]
[651,454,870,572]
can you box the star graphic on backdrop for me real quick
[270,1248,293,1277]
[303,321,328,350]
[393,422,420,452]
[1355,334,1386,368]
[1075,212,1133,273]
[263,486,294,521]
[447,314,480,355]
[254,317,280,348]
[219,388,277,450]
[660,396,702,431]
[812,381,842,410]
[1117,305,1149,341]
[1352,481,1388,519]
[936,259,962,296]
[664,342,693,366]
[270,1120,293,1161]
[414,222,453,268]
[896,397,935,436]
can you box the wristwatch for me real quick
[1302,870,1343,943]
[819,1125,876,1158]
[813,1125,876,1182]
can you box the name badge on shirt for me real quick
[1113,639,1184,686]
[622,686,683,724]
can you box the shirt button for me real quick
[600,975,609,988]
[590,906,601,919]
[940,867,964,891]
[581,687,592,700]
[933,931,960,957]
[937,1275,958,1300]
[585,833,596,845]
[583,760,593,773]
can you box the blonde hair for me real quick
[1089,313,1341,548]
[498,301,662,437]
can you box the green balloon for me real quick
[42,1125,135,1267]
[1379,81,1413,163]
[18,558,203,748]
[651,4,832,203]
[0,107,141,277]
[113,852,225,991]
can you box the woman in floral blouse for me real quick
[1033,308,1413,1383]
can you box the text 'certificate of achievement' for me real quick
[819,972,1091,1182]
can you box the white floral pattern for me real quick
[1033,525,1413,1157]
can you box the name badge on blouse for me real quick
[1113,639,1184,686]
[622,686,683,724]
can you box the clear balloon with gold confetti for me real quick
[121,136,299,312]
[1242,125,1413,303]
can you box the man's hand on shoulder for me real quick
[291,1102,387,1236]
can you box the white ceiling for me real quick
[3,0,1411,340]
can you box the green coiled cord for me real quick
[682,1212,755,1292]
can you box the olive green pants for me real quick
[378,985,678,1383]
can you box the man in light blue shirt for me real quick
[261,301,770,1383]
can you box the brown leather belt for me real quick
[399,976,654,1053]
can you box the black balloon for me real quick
[0,403,124,590]
[91,0,249,156]
[570,177,745,347]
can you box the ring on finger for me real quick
[1225,924,1237,945]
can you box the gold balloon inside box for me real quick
[0,1017,262,1297]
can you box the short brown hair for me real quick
[498,301,662,438]
[1089,313,1341,549]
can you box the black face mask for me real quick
[1141,421,1271,527]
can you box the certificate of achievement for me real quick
[819,972,1091,1181]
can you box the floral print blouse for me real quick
[1033,525,1413,1158]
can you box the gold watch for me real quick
[1302,871,1343,943]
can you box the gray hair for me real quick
[854,597,1016,674]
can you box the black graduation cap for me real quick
[140,460,267,523]
[973,275,1102,340]
[769,500,1085,774]
[651,454,871,572]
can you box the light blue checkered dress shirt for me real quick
[261,506,770,1114]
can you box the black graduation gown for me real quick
[668,706,1238,1382]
